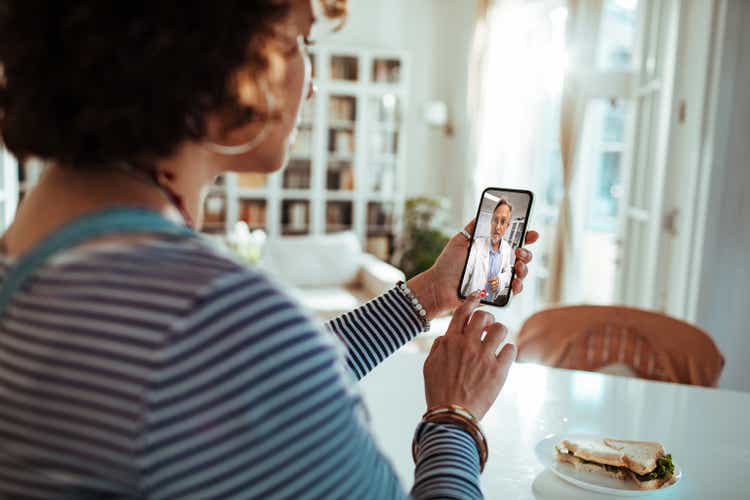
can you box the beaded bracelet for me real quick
[412,404,489,472]
[396,281,430,332]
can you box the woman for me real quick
[0,1,538,498]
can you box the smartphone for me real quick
[458,187,534,307]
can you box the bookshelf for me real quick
[211,46,409,261]
[3,47,408,263]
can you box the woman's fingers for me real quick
[464,310,495,339]
[525,230,539,245]
[450,218,476,247]
[446,291,481,335]
[511,279,524,294]
[515,247,533,263]
[482,322,508,355]
[515,260,528,279]
[429,335,443,355]
[495,343,518,373]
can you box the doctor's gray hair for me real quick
[494,197,513,216]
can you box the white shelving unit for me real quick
[209,45,410,261]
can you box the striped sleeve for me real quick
[324,287,424,380]
[140,271,482,499]
[412,423,483,499]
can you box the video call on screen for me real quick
[460,189,531,305]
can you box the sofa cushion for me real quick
[358,254,405,296]
[260,231,362,287]
[289,285,372,320]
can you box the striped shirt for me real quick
[0,236,483,499]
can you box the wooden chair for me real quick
[516,305,725,387]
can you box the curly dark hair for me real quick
[0,1,346,168]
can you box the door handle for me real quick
[663,208,679,237]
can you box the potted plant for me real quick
[397,196,451,279]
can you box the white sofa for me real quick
[259,232,406,320]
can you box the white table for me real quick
[359,351,750,499]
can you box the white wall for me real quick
[329,0,477,225]
[693,0,750,391]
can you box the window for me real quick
[472,0,568,312]
[576,0,638,304]
[597,0,639,70]
[584,100,628,233]
[473,0,640,309]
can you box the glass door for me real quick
[575,0,639,304]
[615,0,680,308]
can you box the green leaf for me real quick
[398,197,451,279]
[635,454,674,481]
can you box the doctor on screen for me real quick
[461,198,515,302]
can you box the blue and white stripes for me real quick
[0,237,483,499]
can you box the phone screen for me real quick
[458,187,534,307]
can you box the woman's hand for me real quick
[423,292,516,420]
[407,220,539,320]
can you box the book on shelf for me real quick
[326,203,351,228]
[372,59,401,84]
[326,163,354,190]
[367,205,393,227]
[366,235,391,261]
[339,166,354,190]
[328,129,354,155]
[329,96,356,122]
[331,56,358,81]
[241,201,266,228]
[284,171,311,189]
[284,160,311,189]
[286,202,308,231]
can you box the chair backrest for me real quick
[516,305,725,387]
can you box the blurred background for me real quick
[2,0,748,391]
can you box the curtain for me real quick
[547,0,577,303]
[465,0,492,220]
[467,0,568,324]
[547,0,590,303]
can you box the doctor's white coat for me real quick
[460,237,514,301]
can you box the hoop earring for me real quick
[204,81,275,156]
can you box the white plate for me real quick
[534,434,682,496]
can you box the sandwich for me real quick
[555,437,675,490]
